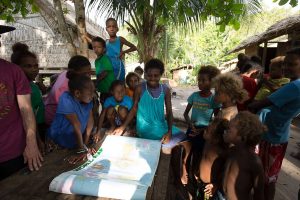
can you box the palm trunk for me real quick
[52,0,77,56]
[74,0,89,57]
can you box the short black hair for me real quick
[11,42,37,65]
[286,47,300,56]
[134,66,144,73]
[68,55,91,71]
[110,80,125,92]
[106,18,117,25]
[144,58,165,75]
[125,72,140,86]
[67,73,93,93]
[198,65,220,80]
[250,55,262,66]
[92,37,106,48]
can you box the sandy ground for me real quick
[171,86,300,200]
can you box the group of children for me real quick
[5,15,300,200]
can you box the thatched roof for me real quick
[228,14,300,54]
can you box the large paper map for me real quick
[49,135,161,199]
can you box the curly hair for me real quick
[234,111,267,147]
[198,65,220,80]
[145,58,165,75]
[125,72,140,87]
[213,73,248,103]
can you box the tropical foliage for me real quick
[87,0,262,62]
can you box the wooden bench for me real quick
[0,147,173,200]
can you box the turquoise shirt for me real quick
[187,91,220,127]
[259,79,300,144]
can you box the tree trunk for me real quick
[52,0,77,56]
[74,0,89,57]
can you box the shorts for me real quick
[259,140,288,184]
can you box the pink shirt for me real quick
[44,71,69,125]
[0,59,31,162]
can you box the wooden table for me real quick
[0,147,173,200]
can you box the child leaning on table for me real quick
[47,73,95,163]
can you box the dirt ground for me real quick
[171,86,300,200]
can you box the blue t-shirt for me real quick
[187,91,220,127]
[259,79,300,144]
[47,92,93,148]
[104,95,133,110]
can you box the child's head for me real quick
[126,72,140,90]
[106,18,118,37]
[68,55,92,77]
[144,58,164,88]
[213,73,248,104]
[204,118,229,147]
[67,72,95,104]
[284,47,300,80]
[110,80,126,102]
[197,65,220,91]
[269,56,285,79]
[224,111,267,147]
[11,42,39,81]
[134,66,144,77]
[92,37,106,57]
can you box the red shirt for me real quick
[0,59,31,162]
[237,75,258,111]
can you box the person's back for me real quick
[223,146,263,200]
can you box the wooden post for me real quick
[262,41,268,70]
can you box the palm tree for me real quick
[87,0,261,63]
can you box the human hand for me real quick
[112,126,125,136]
[93,132,103,144]
[204,183,216,197]
[119,51,125,59]
[23,139,44,171]
[161,131,171,144]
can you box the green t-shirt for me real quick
[30,82,45,124]
[95,55,115,93]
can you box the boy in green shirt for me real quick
[92,37,115,104]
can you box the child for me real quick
[44,55,92,125]
[213,73,248,121]
[223,111,265,200]
[10,43,46,152]
[248,47,300,200]
[134,66,145,82]
[125,72,140,98]
[105,18,137,81]
[197,118,229,200]
[182,65,220,184]
[255,56,290,101]
[112,59,185,147]
[92,37,115,104]
[94,80,133,142]
[47,73,95,163]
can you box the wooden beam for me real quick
[262,41,268,70]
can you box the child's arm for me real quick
[163,87,172,144]
[113,85,141,135]
[183,103,193,128]
[97,71,108,81]
[252,158,264,200]
[120,36,137,58]
[83,111,94,145]
[65,113,85,150]
[94,108,107,143]
[84,33,93,43]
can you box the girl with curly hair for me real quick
[213,73,248,121]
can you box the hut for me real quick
[228,14,300,72]
[170,65,194,83]
[0,0,107,75]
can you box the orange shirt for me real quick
[126,87,134,98]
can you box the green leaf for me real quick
[219,24,226,32]
[289,0,298,7]
[278,0,289,5]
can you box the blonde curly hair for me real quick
[234,111,267,147]
[213,72,248,103]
